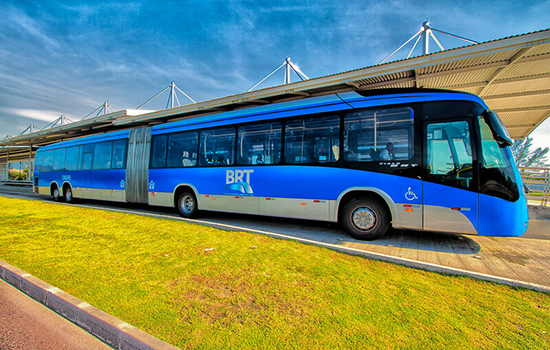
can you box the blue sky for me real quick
[1,0,550,150]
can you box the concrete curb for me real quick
[0,260,179,350]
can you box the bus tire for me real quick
[64,187,74,203]
[342,198,389,240]
[52,186,61,202]
[177,192,198,219]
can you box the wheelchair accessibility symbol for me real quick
[405,187,418,201]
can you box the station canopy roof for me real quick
[1,28,550,150]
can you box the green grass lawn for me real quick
[0,196,549,349]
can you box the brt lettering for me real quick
[226,169,254,185]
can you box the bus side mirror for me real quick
[483,110,513,147]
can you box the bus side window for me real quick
[199,127,236,167]
[80,144,94,171]
[151,135,167,168]
[425,121,474,190]
[237,122,282,165]
[167,132,198,168]
[285,115,339,164]
[41,150,54,172]
[93,142,113,170]
[344,107,414,162]
[112,140,127,169]
[34,152,43,173]
[53,148,67,171]
[65,146,80,171]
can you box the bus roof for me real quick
[151,89,484,135]
[36,129,130,152]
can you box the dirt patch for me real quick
[170,271,312,326]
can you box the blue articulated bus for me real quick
[33,89,529,240]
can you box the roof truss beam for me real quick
[478,46,538,96]
[482,89,550,100]
[493,105,550,112]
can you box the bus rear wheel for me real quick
[342,198,389,240]
[177,192,198,219]
[64,187,74,203]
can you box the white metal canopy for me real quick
[1,28,550,151]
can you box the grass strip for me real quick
[0,196,549,349]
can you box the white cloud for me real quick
[0,107,73,123]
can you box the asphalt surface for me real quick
[0,279,112,350]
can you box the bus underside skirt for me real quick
[71,187,126,202]
[423,205,478,234]
[394,203,423,230]
[187,193,335,222]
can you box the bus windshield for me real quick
[478,114,519,201]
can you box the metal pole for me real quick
[288,61,309,80]
[136,85,171,109]
[83,105,103,119]
[430,27,479,44]
[174,85,196,104]
[430,31,445,51]
[99,102,107,115]
[379,29,422,64]
[285,57,291,84]
[29,145,32,181]
[169,81,176,109]
[247,61,287,92]
[422,21,430,55]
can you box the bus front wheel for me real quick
[52,187,61,202]
[342,198,389,240]
[177,192,198,219]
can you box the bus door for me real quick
[423,120,479,234]
[76,144,93,198]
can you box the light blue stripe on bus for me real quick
[339,91,488,109]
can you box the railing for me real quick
[519,167,550,206]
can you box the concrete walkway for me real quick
[337,224,550,290]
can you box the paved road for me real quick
[0,279,112,350]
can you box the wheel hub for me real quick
[352,207,376,231]
[182,196,194,213]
